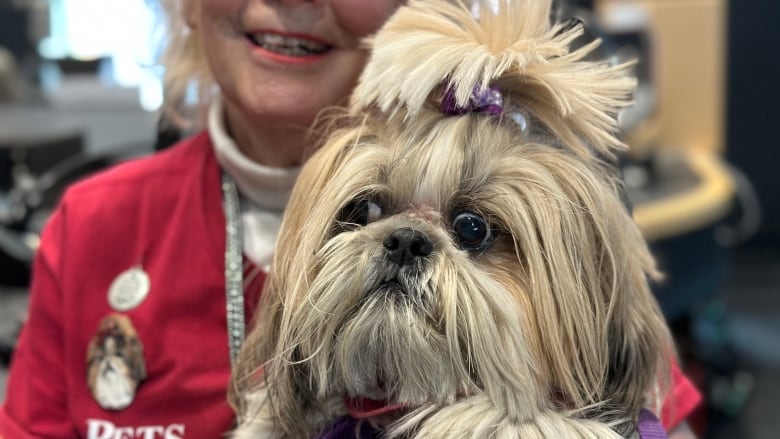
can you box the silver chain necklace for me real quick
[221,172,245,367]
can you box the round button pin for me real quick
[107,267,150,311]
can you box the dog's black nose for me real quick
[383,228,433,266]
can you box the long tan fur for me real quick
[231,1,673,438]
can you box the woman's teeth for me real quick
[250,33,330,56]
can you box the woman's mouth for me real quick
[247,32,332,57]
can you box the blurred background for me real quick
[0,0,777,437]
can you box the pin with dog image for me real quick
[86,314,147,410]
[230,0,676,437]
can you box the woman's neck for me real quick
[222,100,309,168]
[209,99,300,210]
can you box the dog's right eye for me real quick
[338,200,382,227]
[452,212,494,251]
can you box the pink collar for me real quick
[343,396,406,419]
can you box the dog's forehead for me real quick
[379,117,515,207]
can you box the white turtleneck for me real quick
[208,98,300,270]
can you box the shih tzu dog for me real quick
[231,0,674,437]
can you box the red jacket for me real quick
[1,132,263,438]
[0,132,699,438]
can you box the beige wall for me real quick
[597,0,728,156]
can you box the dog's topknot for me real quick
[352,0,636,160]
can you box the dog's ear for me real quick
[506,160,672,431]
[229,116,367,436]
[568,188,672,433]
[602,293,672,435]
[276,119,366,279]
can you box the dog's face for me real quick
[262,109,668,429]
[298,116,547,408]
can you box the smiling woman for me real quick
[165,0,405,167]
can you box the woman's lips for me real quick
[246,31,333,64]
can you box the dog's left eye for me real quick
[452,212,494,251]
[339,199,383,227]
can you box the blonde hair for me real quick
[156,0,215,129]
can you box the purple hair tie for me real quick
[441,84,503,116]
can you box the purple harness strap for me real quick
[316,416,379,439]
[637,409,668,439]
[316,410,668,438]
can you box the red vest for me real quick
[1,132,264,438]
